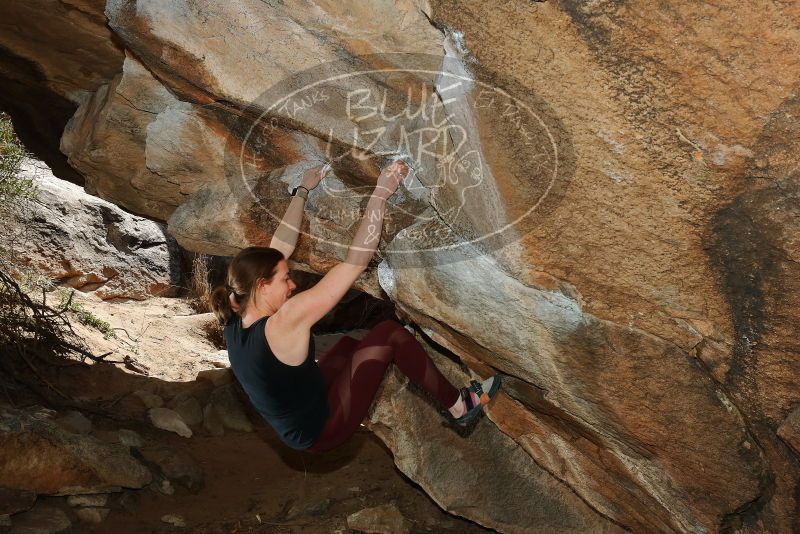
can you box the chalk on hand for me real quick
[390,153,414,168]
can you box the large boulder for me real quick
[1,1,799,531]
[0,406,152,495]
[365,351,623,533]
[9,159,182,299]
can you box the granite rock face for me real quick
[1,1,799,532]
[8,159,182,300]
[365,351,624,534]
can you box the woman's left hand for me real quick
[300,163,332,190]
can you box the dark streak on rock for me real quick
[707,192,780,396]
[705,86,800,530]
[556,0,627,48]
[554,0,681,155]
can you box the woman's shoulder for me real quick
[264,313,312,367]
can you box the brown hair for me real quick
[209,246,284,325]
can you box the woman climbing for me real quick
[209,160,502,452]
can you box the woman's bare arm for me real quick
[279,161,409,330]
[269,164,329,258]
[269,194,305,259]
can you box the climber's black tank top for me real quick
[224,314,328,450]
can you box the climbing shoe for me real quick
[444,375,503,427]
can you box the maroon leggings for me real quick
[307,320,460,453]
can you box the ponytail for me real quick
[208,247,284,325]
[209,285,235,325]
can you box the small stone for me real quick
[168,394,203,426]
[66,494,108,507]
[74,507,110,524]
[208,384,253,432]
[346,503,412,534]
[202,403,225,437]
[9,503,71,533]
[161,514,186,527]
[134,390,164,409]
[155,479,174,495]
[140,442,204,492]
[54,411,92,435]
[148,408,192,438]
[196,368,233,387]
[118,429,143,448]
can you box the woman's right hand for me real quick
[300,163,332,191]
[375,160,410,200]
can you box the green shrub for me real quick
[0,113,38,277]
[0,112,35,204]
[57,289,117,339]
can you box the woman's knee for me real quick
[359,319,409,348]
[371,319,406,339]
[376,319,417,347]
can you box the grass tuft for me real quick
[57,289,117,339]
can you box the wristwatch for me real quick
[291,185,309,200]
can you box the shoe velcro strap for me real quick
[462,388,475,410]
[472,380,492,405]
[470,380,484,397]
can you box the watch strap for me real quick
[291,186,309,200]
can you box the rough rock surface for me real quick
[365,348,623,533]
[9,159,182,300]
[1,1,799,532]
[0,406,152,495]
[778,406,800,458]
[0,488,36,516]
[7,503,71,534]
[53,411,92,436]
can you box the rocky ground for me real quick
[1,292,490,533]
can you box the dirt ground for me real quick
[6,291,491,533]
